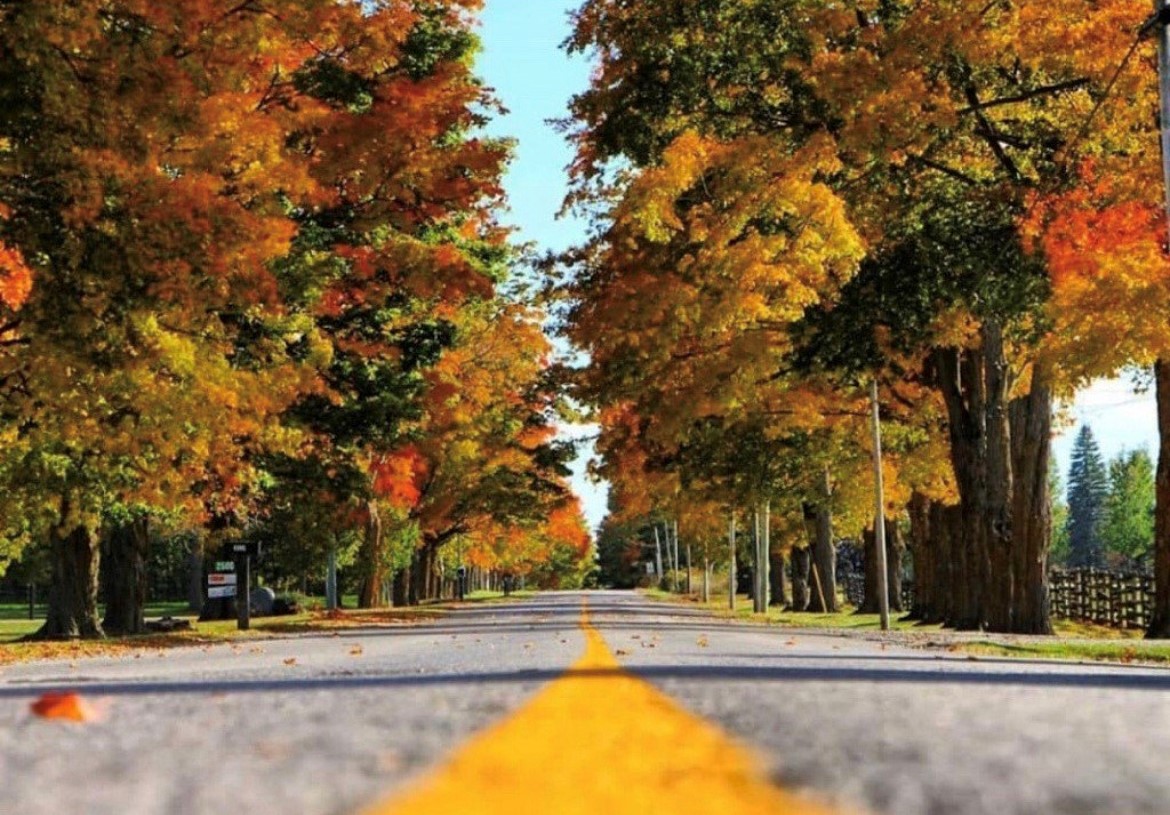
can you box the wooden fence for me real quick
[892,568,1153,630]
[1048,569,1154,631]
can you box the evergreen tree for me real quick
[1100,449,1156,570]
[1065,425,1109,569]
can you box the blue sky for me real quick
[476,2,610,531]
[474,2,1159,527]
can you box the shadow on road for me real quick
[6,660,1170,699]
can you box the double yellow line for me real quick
[367,601,844,815]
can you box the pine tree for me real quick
[1065,425,1109,569]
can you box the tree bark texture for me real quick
[859,518,904,614]
[35,495,103,640]
[806,490,837,612]
[769,550,788,607]
[790,546,811,611]
[358,500,385,609]
[1149,359,1170,638]
[101,516,150,636]
[1010,369,1054,635]
[935,325,1054,634]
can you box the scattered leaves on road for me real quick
[30,692,99,723]
[283,657,298,666]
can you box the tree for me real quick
[1065,425,1108,569]
[1100,448,1155,570]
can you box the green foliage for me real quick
[1100,448,1155,570]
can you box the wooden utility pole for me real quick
[870,378,891,631]
[728,515,737,611]
[654,526,664,586]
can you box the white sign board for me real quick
[208,586,237,599]
[208,573,238,586]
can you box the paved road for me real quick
[1,592,1169,814]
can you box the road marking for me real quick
[365,601,846,815]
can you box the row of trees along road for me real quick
[0,1,592,639]
[1057,425,1156,571]
[554,0,1170,635]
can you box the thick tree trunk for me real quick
[769,550,788,607]
[1150,359,1170,638]
[806,487,837,612]
[859,518,904,614]
[982,322,1014,633]
[906,494,935,622]
[790,546,811,611]
[392,565,410,607]
[101,516,150,636]
[936,346,987,630]
[358,501,385,609]
[35,497,102,640]
[1010,370,1054,634]
[186,535,204,612]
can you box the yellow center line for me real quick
[365,599,850,815]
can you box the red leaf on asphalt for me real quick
[30,692,97,723]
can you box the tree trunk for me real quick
[1150,358,1170,638]
[807,478,837,612]
[790,546,811,611]
[981,321,1015,633]
[702,553,710,603]
[936,345,988,630]
[101,516,150,636]
[186,534,204,612]
[769,550,788,607]
[1010,369,1054,635]
[906,493,933,621]
[358,500,385,609]
[35,496,102,640]
[859,518,904,614]
[392,565,410,607]
[887,519,905,614]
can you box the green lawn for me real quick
[644,589,1170,665]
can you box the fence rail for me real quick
[1049,569,1154,630]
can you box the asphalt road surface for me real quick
[2,591,1169,814]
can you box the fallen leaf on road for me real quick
[249,646,265,654]
[350,646,364,656]
[283,657,298,666]
[614,649,630,656]
[784,640,797,647]
[696,635,709,648]
[30,692,98,723]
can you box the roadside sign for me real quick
[230,541,262,558]
[215,561,235,572]
[208,586,237,599]
[208,573,238,586]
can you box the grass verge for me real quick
[642,588,1170,666]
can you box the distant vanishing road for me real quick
[2,591,1169,815]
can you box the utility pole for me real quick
[654,526,664,586]
[728,515,737,611]
[870,378,891,631]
